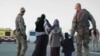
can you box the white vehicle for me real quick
[28,30,36,43]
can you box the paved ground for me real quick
[0,41,100,56]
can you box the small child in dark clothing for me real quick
[61,32,75,56]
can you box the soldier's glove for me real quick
[21,33,27,40]
[21,33,24,36]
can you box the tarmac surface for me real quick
[0,41,100,56]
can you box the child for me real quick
[61,32,75,56]
[49,19,64,56]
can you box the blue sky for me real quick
[0,0,100,34]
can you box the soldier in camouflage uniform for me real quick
[71,3,96,56]
[15,7,28,56]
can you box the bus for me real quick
[0,28,16,43]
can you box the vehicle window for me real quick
[5,32,10,36]
[30,32,35,36]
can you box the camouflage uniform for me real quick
[71,9,96,56]
[15,14,27,56]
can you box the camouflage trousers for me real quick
[76,28,89,56]
[15,31,28,56]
